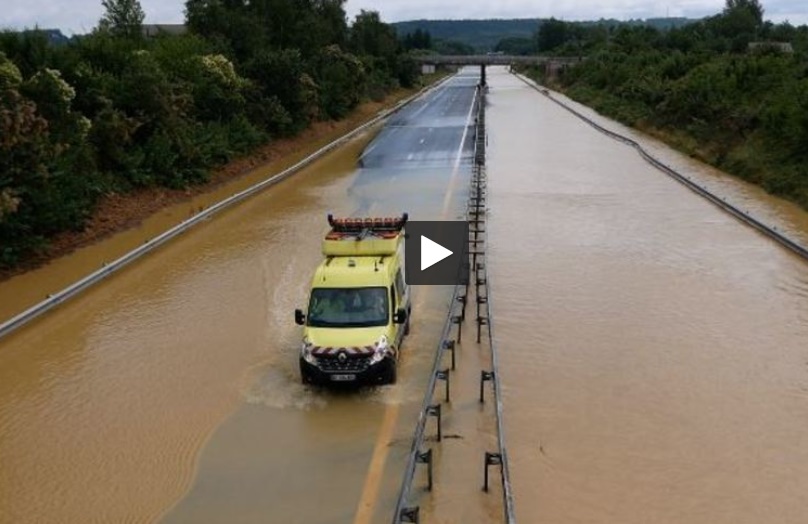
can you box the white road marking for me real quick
[352,75,473,524]
[441,88,477,214]
[357,79,453,164]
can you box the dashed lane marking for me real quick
[352,77,476,524]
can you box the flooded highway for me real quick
[162,72,478,523]
[0,71,478,523]
[2,63,808,524]
[487,68,808,523]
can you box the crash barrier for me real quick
[0,76,457,341]
[514,73,808,263]
[392,83,515,524]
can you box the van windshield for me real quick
[307,287,389,328]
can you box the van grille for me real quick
[317,355,372,372]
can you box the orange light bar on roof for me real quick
[327,213,408,233]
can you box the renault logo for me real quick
[338,352,347,363]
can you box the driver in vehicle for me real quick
[365,289,387,319]
[311,290,348,319]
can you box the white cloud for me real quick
[0,0,186,34]
[344,0,729,22]
[0,0,805,34]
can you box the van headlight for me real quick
[369,336,389,365]
[301,338,317,365]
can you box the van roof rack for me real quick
[326,213,408,238]
[322,214,407,256]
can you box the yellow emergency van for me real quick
[295,214,411,385]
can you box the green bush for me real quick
[533,2,808,211]
[0,0,421,269]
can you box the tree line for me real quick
[0,0,422,269]
[393,18,699,56]
[523,0,808,210]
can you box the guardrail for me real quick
[514,73,808,263]
[392,270,464,523]
[392,80,515,524]
[0,75,457,341]
[471,86,516,523]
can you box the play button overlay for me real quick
[405,221,469,285]
[421,235,453,270]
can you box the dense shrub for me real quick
[526,0,808,210]
[0,0,424,268]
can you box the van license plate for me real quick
[331,374,356,382]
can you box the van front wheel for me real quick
[300,359,317,385]
[383,361,398,385]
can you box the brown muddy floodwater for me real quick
[0,130,382,523]
[0,72,478,524]
[4,66,807,524]
[487,67,808,523]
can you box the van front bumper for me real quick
[300,355,395,386]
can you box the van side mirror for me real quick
[393,307,407,324]
[294,309,306,326]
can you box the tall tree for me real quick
[536,18,569,52]
[724,0,764,25]
[99,0,145,39]
[350,10,397,59]
[715,0,765,48]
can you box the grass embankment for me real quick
[519,62,808,212]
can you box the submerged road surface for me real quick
[162,70,479,524]
[487,67,808,523]
[6,65,805,524]
[0,71,478,523]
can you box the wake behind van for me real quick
[294,214,411,385]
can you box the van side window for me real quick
[395,269,405,297]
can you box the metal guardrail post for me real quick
[416,449,434,491]
[476,316,490,344]
[436,369,451,403]
[483,452,503,492]
[443,339,457,371]
[400,507,420,523]
[480,370,494,403]
[427,404,442,442]
[452,315,463,344]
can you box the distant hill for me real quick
[392,17,699,52]
[10,28,71,46]
[393,19,539,52]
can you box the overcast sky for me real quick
[1,0,806,35]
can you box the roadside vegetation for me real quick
[393,18,697,54]
[520,0,808,210]
[0,0,422,269]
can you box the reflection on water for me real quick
[488,67,808,524]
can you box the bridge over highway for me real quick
[412,54,581,66]
[413,54,581,83]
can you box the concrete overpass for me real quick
[413,55,582,84]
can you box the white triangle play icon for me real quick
[421,235,453,270]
